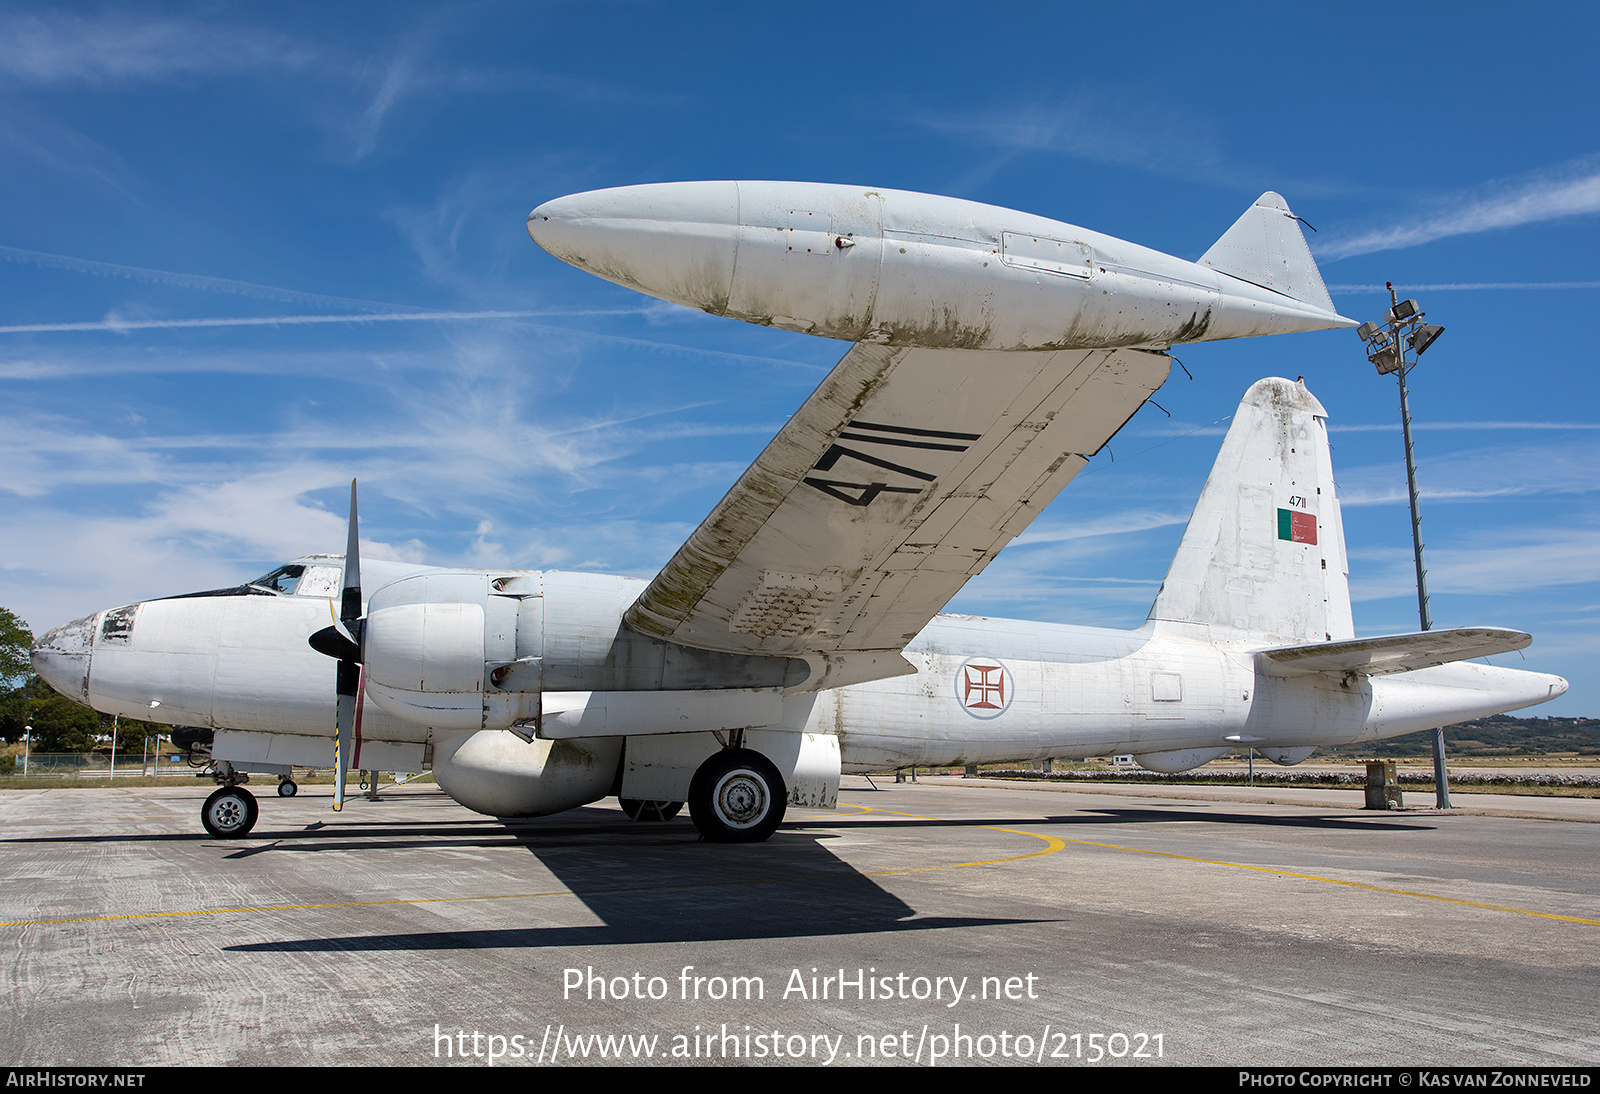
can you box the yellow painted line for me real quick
[20,799,1584,930]
[0,804,1064,928]
[840,799,1599,926]
[841,804,1067,871]
[1048,835,1600,927]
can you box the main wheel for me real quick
[277,779,298,798]
[202,787,259,838]
[687,749,786,843]
[619,798,683,821]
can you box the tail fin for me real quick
[1200,192,1338,316]
[1149,377,1353,645]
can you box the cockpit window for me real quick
[249,564,305,595]
[100,604,137,644]
[295,565,342,598]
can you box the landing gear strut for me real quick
[687,748,786,843]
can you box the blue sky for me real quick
[1,3,1595,715]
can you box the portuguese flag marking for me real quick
[1278,508,1317,545]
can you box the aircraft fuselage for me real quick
[34,563,1564,803]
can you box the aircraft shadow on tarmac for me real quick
[223,805,1049,952]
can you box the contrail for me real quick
[0,310,643,335]
[1329,281,1600,293]
[1329,421,1600,432]
[0,243,424,313]
[0,312,827,373]
[0,310,559,333]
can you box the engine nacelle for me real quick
[362,572,536,732]
[433,730,620,817]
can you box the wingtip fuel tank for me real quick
[528,181,1355,351]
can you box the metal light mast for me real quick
[1357,284,1449,807]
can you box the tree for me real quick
[22,676,99,751]
[0,608,29,687]
[0,608,32,743]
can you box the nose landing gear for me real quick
[201,785,259,838]
[619,798,683,821]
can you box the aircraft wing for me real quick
[624,342,1171,688]
[1253,626,1532,678]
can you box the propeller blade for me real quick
[333,665,358,812]
[341,479,362,630]
[330,478,362,813]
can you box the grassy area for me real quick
[970,766,1600,798]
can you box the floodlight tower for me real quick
[1357,283,1448,807]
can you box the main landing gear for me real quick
[687,748,786,843]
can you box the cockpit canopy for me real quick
[247,558,343,598]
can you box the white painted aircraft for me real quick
[29,185,1565,842]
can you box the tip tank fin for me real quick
[1200,192,1338,316]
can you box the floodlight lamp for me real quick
[1357,321,1382,342]
[1409,323,1444,356]
[1388,298,1420,322]
[1371,347,1400,374]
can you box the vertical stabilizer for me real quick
[1200,193,1338,316]
[1149,377,1353,644]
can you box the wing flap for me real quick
[1254,626,1532,678]
[625,341,1170,668]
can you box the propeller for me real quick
[309,480,364,812]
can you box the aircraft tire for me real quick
[202,787,259,839]
[277,780,298,798]
[619,798,683,821]
[687,748,786,843]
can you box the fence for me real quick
[5,751,193,778]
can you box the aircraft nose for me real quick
[527,182,740,310]
[526,191,587,255]
[31,612,100,706]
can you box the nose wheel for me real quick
[619,798,683,821]
[201,786,259,838]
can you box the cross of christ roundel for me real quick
[955,657,1014,720]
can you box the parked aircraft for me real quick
[31,375,1564,841]
[26,185,1565,840]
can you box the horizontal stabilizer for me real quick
[1200,192,1338,316]
[1254,626,1532,678]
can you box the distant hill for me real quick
[1318,715,1600,758]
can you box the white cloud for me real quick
[917,93,1229,183]
[1010,509,1191,547]
[0,12,315,87]
[1335,437,1600,507]
[1350,525,1600,603]
[1318,157,1600,260]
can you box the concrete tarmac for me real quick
[1,777,1596,1068]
